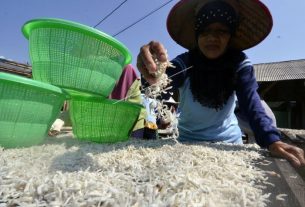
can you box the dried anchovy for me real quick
[0,138,272,206]
[143,53,178,139]
[149,53,175,78]
[276,193,288,201]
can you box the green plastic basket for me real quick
[22,18,132,97]
[68,95,142,143]
[0,72,67,148]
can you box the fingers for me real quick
[273,146,301,168]
[149,41,168,62]
[287,146,305,167]
[140,43,157,73]
[136,55,157,85]
[282,144,305,167]
[136,41,168,85]
[269,141,305,168]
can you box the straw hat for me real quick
[166,0,273,50]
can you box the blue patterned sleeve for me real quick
[235,56,281,148]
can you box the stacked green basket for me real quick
[22,18,132,96]
[69,94,142,143]
[22,18,142,143]
[0,72,67,148]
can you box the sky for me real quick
[1,0,305,69]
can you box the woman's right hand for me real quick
[137,41,168,85]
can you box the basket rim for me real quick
[22,18,132,66]
[0,72,68,98]
[69,93,144,109]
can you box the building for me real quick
[254,59,305,129]
[0,58,32,77]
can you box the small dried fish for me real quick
[0,133,274,206]
[143,52,179,140]
[149,53,175,78]
[276,193,288,201]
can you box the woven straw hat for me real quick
[166,0,273,50]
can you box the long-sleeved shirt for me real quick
[167,51,281,148]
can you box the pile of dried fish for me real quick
[0,135,273,207]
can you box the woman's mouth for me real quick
[205,44,220,50]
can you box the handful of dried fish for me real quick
[143,53,178,139]
[149,53,175,78]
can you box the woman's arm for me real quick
[236,59,305,167]
[235,63,280,147]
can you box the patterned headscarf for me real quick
[195,0,239,38]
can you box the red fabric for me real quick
[109,64,139,100]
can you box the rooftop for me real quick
[0,58,32,77]
[254,59,305,82]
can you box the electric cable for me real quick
[113,0,175,37]
[93,0,128,28]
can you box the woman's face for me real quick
[197,23,231,59]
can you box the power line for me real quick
[113,0,175,37]
[93,0,128,28]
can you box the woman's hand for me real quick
[137,41,168,85]
[269,141,305,168]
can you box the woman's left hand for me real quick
[269,141,305,168]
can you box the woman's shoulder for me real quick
[171,52,192,69]
[229,50,247,63]
[231,51,253,72]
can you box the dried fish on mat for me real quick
[0,136,274,207]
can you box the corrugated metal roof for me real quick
[0,58,32,77]
[254,59,305,82]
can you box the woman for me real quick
[137,0,305,167]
